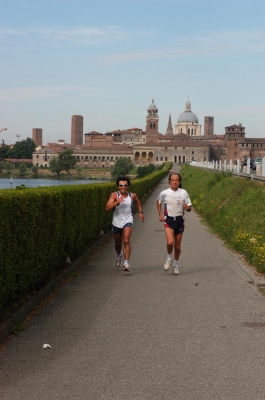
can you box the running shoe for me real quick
[116,251,123,267]
[173,266,179,275]
[164,256,172,271]
[123,263,130,272]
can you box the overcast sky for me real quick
[0,0,264,145]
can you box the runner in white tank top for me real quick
[106,176,144,272]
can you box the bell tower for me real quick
[146,99,159,133]
[166,114,173,135]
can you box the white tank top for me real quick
[112,192,133,228]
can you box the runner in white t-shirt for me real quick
[156,172,192,275]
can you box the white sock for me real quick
[167,255,173,260]
[173,260,179,267]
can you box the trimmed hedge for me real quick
[0,164,170,316]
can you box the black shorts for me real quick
[164,215,184,234]
[112,223,133,235]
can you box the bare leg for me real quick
[164,227,174,255]
[174,233,183,261]
[122,227,132,260]
[114,233,122,255]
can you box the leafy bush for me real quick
[136,164,155,178]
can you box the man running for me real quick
[156,172,192,275]
[106,176,144,272]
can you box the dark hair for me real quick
[116,176,131,186]
[168,172,182,188]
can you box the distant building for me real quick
[204,117,214,136]
[106,128,146,145]
[174,98,201,136]
[34,98,265,167]
[166,114,173,135]
[71,115,83,146]
[146,99,159,133]
[84,131,113,147]
[32,128,42,147]
[134,133,210,164]
[32,144,134,168]
[32,147,60,168]
[225,123,265,164]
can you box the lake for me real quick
[0,178,109,190]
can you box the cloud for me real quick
[101,28,265,63]
[0,86,91,102]
[0,26,128,47]
[143,0,187,2]
[1,22,264,58]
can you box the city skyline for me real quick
[0,0,264,145]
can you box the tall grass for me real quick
[181,165,265,273]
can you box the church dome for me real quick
[177,98,198,123]
[148,99,157,110]
[178,111,198,123]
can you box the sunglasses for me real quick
[119,184,128,187]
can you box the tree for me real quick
[4,161,12,174]
[0,140,9,161]
[0,160,12,174]
[49,158,61,178]
[31,165,39,178]
[58,149,77,177]
[7,138,36,159]
[18,163,27,177]
[50,150,77,178]
[111,157,134,178]
[75,164,83,179]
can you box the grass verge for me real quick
[181,165,265,273]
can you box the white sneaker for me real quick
[116,251,123,267]
[173,266,179,275]
[164,256,172,271]
[123,263,130,272]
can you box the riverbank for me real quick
[0,178,109,190]
[0,167,113,181]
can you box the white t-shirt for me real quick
[157,188,192,217]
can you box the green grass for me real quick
[181,165,265,273]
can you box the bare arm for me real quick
[105,192,121,211]
[156,199,164,222]
[183,204,192,212]
[132,193,144,222]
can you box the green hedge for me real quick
[0,164,170,316]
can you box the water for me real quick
[0,178,109,190]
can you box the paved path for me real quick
[1,169,265,400]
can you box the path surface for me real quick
[1,169,265,400]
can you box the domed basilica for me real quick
[174,97,201,136]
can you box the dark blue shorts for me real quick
[164,215,184,234]
[112,223,133,235]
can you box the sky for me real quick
[0,0,264,145]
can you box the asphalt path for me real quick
[1,168,265,400]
